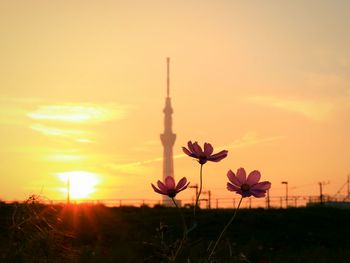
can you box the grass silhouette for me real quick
[1,198,350,262]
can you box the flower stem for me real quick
[193,164,203,218]
[172,197,188,237]
[171,197,187,262]
[207,196,243,261]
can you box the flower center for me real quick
[198,155,207,165]
[167,190,176,198]
[240,184,250,191]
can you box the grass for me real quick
[1,200,349,262]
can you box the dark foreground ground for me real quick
[0,201,349,263]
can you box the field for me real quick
[1,201,349,263]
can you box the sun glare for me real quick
[57,171,99,199]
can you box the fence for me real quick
[38,194,350,209]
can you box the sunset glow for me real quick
[57,171,99,199]
[0,1,350,205]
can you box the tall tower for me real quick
[160,57,176,205]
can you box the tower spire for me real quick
[160,57,176,206]
[167,57,170,97]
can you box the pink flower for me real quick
[151,176,189,198]
[182,141,228,165]
[227,168,271,198]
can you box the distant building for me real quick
[160,58,179,206]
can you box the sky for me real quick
[1,0,350,204]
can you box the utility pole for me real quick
[281,181,288,208]
[266,189,270,209]
[348,174,350,200]
[208,190,211,209]
[319,182,323,205]
[319,181,330,204]
[202,190,212,209]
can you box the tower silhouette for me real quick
[160,57,176,205]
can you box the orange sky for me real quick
[1,1,350,203]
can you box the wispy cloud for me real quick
[24,101,132,143]
[30,123,87,137]
[27,103,126,123]
[45,153,87,162]
[246,96,334,121]
[106,156,163,171]
[29,123,92,143]
[221,132,286,150]
[0,98,131,127]
[108,133,285,171]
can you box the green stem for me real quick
[207,197,243,261]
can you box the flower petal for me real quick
[182,147,192,156]
[177,182,190,193]
[152,184,165,195]
[187,141,195,153]
[242,191,253,198]
[246,170,261,186]
[165,176,175,189]
[251,181,271,191]
[192,142,203,155]
[236,168,247,184]
[250,189,267,198]
[157,180,167,192]
[227,182,240,192]
[227,170,241,186]
[207,150,228,162]
[227,184,246,197]
[204,143,213,156]
[176,177,187,190]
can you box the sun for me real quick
[57,171,99,200]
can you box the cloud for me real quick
[246,96,334,121]
[222,132,286,150]
[30,123,87,136]
[45,153,86,162]
[27,103,127,124]
[107,133,285,171]
[106,156,163,170]
[29,123,93,143]
[0,98,131,128]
